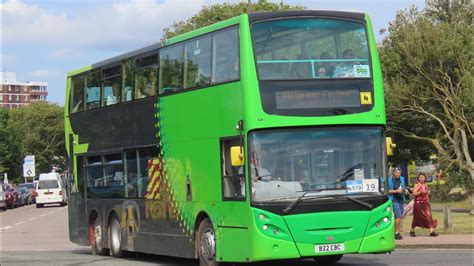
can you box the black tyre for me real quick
[109,214,124,258]
[196,218,220,266]
[36,204,43,208]
[89,215,109,256]
[313,254,343,264]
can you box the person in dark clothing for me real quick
[388,167,408,240]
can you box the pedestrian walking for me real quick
[409,172,438,237]
[388,167,408,240]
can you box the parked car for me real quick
[0,184,7,211]
[3,184,19,209]
[17,187,30,206]
[18,183,36,203]
[36,173,67,208]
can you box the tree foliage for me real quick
[0,108,22,180]
[1,102,65,183]
[162,0,305,40]
[380,0,474,180]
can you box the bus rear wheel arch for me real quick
[196,218,220,266]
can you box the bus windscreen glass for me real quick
[248,128,385,202]
[252,18,371,80]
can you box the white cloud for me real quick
[49,49,83,58]
[30,69,60,79]
[1,0,208,51]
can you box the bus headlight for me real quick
[262,224,268,231]
[383,217,390,223]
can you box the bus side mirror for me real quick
[230,146,244,166]
[386,137,396,156]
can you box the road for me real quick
[1,205,472,265]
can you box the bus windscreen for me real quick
[252,18,371,80]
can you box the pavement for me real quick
[395,233,474,249]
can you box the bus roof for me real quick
[67,10,367,77]
[67,14,245,77]
[248,10,366,22]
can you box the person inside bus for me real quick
[127,171,138,198]
[333,49,355,78]
[239,154,272,182]
[317,52,335,78]
[291,54,310,79]
[106,83,121,105]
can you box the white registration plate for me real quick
[315,243,345,253]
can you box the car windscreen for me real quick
[19,183,34,190]
[37,180,59,190]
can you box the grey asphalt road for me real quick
[1,205,472,265]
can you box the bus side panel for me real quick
[136,199,195,258]
[214,202,253,262]
[157,82,246,259]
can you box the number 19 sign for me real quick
[346,179,379,193]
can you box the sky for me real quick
[1,0,425,106]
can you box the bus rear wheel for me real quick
[109,214,124,258]
[89,216,108,256]
[196,218,219,266]
[313,254,343,264]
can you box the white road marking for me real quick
[2,226,11,230]
[28,217,38,221]
[40,214,47,217]
[15,221,25,225]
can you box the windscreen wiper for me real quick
[335,195,373,210]
[338,163,367,182]
[282,189,323,214]
[282,191,374,214]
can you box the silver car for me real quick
[0,183,6,211]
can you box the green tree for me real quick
[0,108,22,181]
[8,102,66,181]
[162,0,305,40]
[380,0,474,182]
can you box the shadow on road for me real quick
[70,248,388,266]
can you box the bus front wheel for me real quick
[196,218,220,266]
[109,214,124,258]
[89,216,108,256]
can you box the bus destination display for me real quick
[275,89,361,109]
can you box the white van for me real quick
[35,173,67,208]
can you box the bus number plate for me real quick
[315,243,345,253]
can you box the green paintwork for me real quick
[67,65,93,78]
[245,201,394,261]
[65,12,393,263]
[64,69,91,192]
[165,15,243,46]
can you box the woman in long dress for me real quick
[410,172,438,237]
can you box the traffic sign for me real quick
[23,155,35,178]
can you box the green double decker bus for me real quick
[65,10,394,265]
